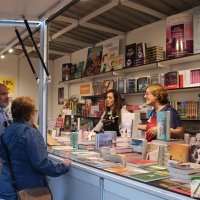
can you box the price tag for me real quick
[0,78,15,93]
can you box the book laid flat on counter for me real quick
[68,151,100,161]
[128,171,170,182]
[140,165,168,172]
[126,160,157,168]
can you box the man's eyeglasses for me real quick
[3,121,8,128]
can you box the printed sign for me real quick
[80,84,90,95]
[0,78,15,93]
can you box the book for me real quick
[95,133,113,150]
[75,61,84,78]
[156,111,170,141]
[169,170,200,180]
[78,144,95,150]
[150,74,160,84]
[137,77,149,92]
[126,160,157,168]
[68,151,100,161]
[98,98,105,111]
[170,184,191,196]
[70,132,82,149]
[55,118,64,128]
[102,79,114,94]
[193,6,200,54]
[168,162,200,175]
[63,115,71,132]
[166,12,193,59]
[125,43,136,67]
[136,43,146,65]
[92,81,102,95]
[164,71,179,89]
[131,138,147,159]
[117,77,126,93]
[120,112,133,137]
[85,46,103,76]
[62,63,72,81]
[169,143,189,163]
[146,143,160,164]
[68,64,76,80]
[100,39,119,72]
[129,171,170,182]
[140,165,168,172]
[126,78,137,93]
[106,54,124,72]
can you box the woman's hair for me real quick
[146,83,168,104]
[11,96,36,122]
[104,89,122,123]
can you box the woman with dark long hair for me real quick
[93,89,129,136]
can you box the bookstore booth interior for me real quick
[1,0,200,199]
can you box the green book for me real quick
[129,171,170,182]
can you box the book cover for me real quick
[75,61,84,78]
[193,6,200,54]
[102,79,114,94]
[121,112,133,137]
[117,78,126,93]
[63,115,71,132]
[156,111,170,141]
[137,77,149,92]
[136,43,146,65]
[100,39,119,73]
[92,81,102,95]
[62,63,72,81]
[55,118,64,128]
[97,98,105,111]
[129,171,170,182]
[126,78,137,93]
[146,143,160,163]
[126,159,157,167]
[131,138,143,155]
[164,71,179,89]
[125,43,136,67]
[58,87,64,105]
[140,165,168,172]
[68,64,77,80]
[150,74,160,84]
[169,143,189,163]
[70,132,81,149]
[85,46,103,76]
[170,184,191,196]
[166,12,193,59]
[71,117,79,132]
[95,133,113,150]
[106,54,124,72]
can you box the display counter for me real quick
[48,154,193,200]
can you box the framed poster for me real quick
[58,87,64,105]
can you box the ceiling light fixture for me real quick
[1,55,5,58]
[8,49,13,53]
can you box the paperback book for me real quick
[75,61,84,78]
[125,43,136,67]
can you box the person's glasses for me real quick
[145,92,151,96]
[3,121,8,128]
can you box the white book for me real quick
[193,6,200,54]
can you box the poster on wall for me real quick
[0,78,15,93]
[58,87,64,105]
[80,84,90,95]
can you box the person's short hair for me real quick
[146,83,168,104]
[11,96,36,122]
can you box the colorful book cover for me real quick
[85,46,103,76]
[106,54,124,72]
[129,171,170,182]
[121,113,133,137]
[137,77,149,92]
[62,63,72,81]
[131,138,143,154]
[70,132,79,149]
[63,115,71,132]
[156,111,170,141]
[75,61,84,78]
[95,133,113,149]
[150,74,160,84]
[166,12,193,59]
[164,71,179,89]
[92,81,102,95]
[140,165,168,172]
[169,143,188,162]
[68,64,77,80]
[170,184,191,196]
[102,79,114,94]
[125,43,136,67]
[126,78,137,93]
[100,39,119,72]
[136,43,146,65]
[55,118,64,128]
[146,143,160,162]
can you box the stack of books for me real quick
[145,46,164,64]
[168,161,200,183]
[116,137,132,147]
[68,151,100,161]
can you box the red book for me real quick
[55,118,64,128]
[98,99,105,111]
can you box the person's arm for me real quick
[26,128,69,177]
[170,126,184,139]
[138,124,147,131]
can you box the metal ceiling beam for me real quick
[53,37,94,47]
[121,1,167,19]
[81,22,125,36]
[15,45,69,56]
[55,16,125,35]
[51,2,119,40]
[0,20,40,27]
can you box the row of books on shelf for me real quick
[61,42,165,81]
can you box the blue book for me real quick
[156,111,170,141]
[70,132,82,149]
[95,133,113,150]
